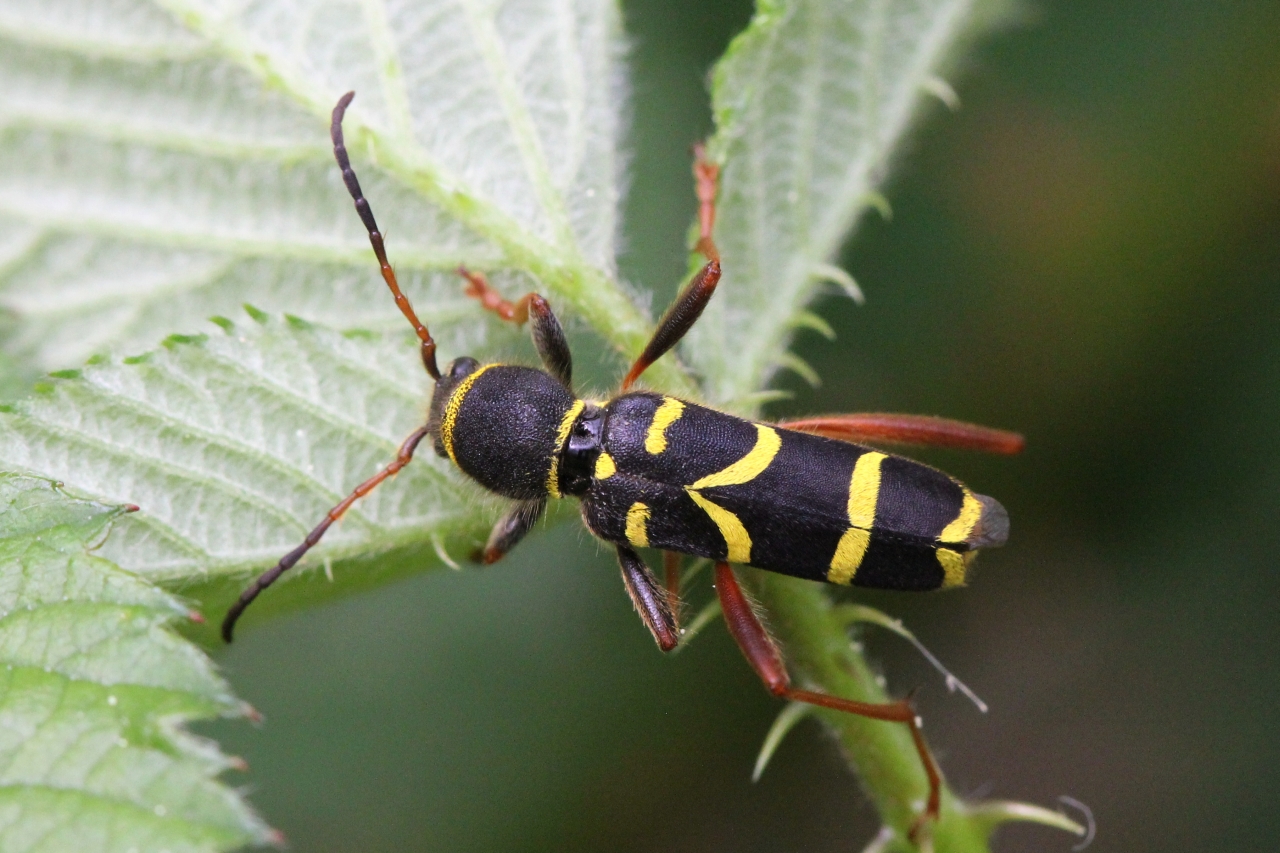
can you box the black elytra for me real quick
[431,366,1009,591]
[222,91,1026,836]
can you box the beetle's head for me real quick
[426,359,584,500]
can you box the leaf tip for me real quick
[243,304,270,324]
[923,76,962,112]
[969,797,1093,842]
[753,702,812,782]
[162,333,208,349]
[810,263,866,305]
[789,311,837,341]
[777,352,821,388]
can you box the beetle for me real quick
[223,91,1024,831]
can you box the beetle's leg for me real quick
[780,414,1025,455]
[617,546,680,651]
[458,267,572,388]
[620,259,721,390]
[222,425,432,642]
[476,498,547,564]
[663,551,683,615]
[332,93,440,380]
[714,562,941,833]
[620,144,723,390]
[693,141,720,262]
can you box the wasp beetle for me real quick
[223,92,1024,829]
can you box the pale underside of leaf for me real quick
[0,315,503,584]
[0,0,644,382]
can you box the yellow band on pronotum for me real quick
[440,363,500,465]
[546,399,586,498]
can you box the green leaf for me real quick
[0,473,271,852]
[686,0,1011,406]
[0,313,496,597]
[0,0,693,392]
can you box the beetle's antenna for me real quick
[222,425,431,642]
[331,92,441,380]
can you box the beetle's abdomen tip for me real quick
[969,493,1009,549]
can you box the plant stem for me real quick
[749,572,991,851]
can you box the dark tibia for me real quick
[619,142,722,391]
[620,259,720,390]
[527,297,572,389]
[478,498,547,564]
[617,546,680,651]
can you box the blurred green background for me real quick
[206,1,1280,850]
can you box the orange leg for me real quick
[458,266,540,324]
[714,562,941,835]
[662,551,683,618]
[620,144,724,390]
[692,141,720,262]
[780,413,1025,455]
[458,267,573,388]
[223,425,432,642]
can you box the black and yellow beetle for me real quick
[223,92,1024,829]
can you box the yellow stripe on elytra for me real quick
[846,451,885,529]
[689,424,782,489]
[938,489,982,544]
[440,363,500,465]
[936,548,972,588]
[644,397,685,454]
[686,489,751,563]
[594,451,616,480]
[825,452,885,583]
[625,501,650,548]
[546,399,586,498]
[827,528,871,584]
